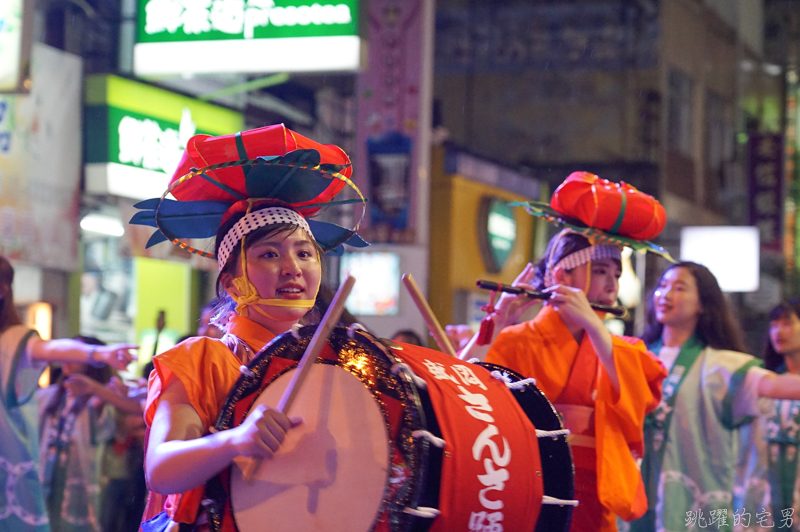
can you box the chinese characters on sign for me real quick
[117,108,196,175]
[141,0,354,41]
[748,134,784,250]
[133,0,362,75]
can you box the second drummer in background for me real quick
[129,125,369,531]
[458,172,669,532]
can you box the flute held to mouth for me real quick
[476,279,627,318]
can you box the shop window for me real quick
[667,68,694,157]
[705,90,734,189]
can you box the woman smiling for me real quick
[630,263,800,532]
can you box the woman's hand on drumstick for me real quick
[232,404,303,459]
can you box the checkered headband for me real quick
[217,207,312,271]
[544,244,622,287]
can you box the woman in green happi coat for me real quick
[760,298,800,531]
[629,262,800,532]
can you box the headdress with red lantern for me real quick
[476,171,672,344]
[129,124,368,319]
[517,171,673,280]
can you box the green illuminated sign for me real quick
[478,197,517,273]
[133,0,362,76]
[137,0,358,42]
[85,75,243,199]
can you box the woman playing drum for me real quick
[458,173,670,532]
[130,125,368,531]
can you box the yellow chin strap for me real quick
[229,201,319,320]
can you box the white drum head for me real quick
[231,363,390,532]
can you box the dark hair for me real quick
[0,256,23,332]
[764,298,800,371]
[531,232,592,291]
[531,231,621,291]
[213,203,324,323]
[303,283,360,326]
[142,360,155,380]
[391,329,424,346]
[642,261,747,352]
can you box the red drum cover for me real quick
[393,344,544,532]
[168,124,352,218]
[551,172,666,240]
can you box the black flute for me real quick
[476,280,627,318]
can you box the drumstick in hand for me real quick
[241,275,356,483]
[401,273,458,357]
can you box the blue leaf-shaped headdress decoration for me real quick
[129,148,369,260]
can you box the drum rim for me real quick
[205,325,433,532]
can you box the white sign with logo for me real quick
[134,0,363,76]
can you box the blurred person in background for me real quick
[756,298,800,530]
[0,255,135,532]
[65,365,148,532]
[390,329,423,346]
[197,298,225,339]
[58,359,148,532]
[38,337,116,532]
[630,263,800,532]
[443,324,474,352]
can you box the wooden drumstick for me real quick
[401,273,458,357]
[241,275,356,483]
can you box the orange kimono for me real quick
[486,306,666,532]
[141,315,276,527]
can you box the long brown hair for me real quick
[642,262,747,352]
[0,256,23,333]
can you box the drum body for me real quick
[205,325,573,532]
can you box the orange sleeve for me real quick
[143,337,242,525]
[594,337,667,521]
[145,337,240,430]
[486,309,579,401]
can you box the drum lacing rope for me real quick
[507,377,537,390]
[403,507,442,518]
[542,495,579,506]
[412,430,446,448]
[490,370,512,384]
[489,370,537,390]
[535,428,570,438]
[289,323,303,340]
[467,358,481,364]
[390,363,428,390]
[239,365,256,378]
[347,323,367,339]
